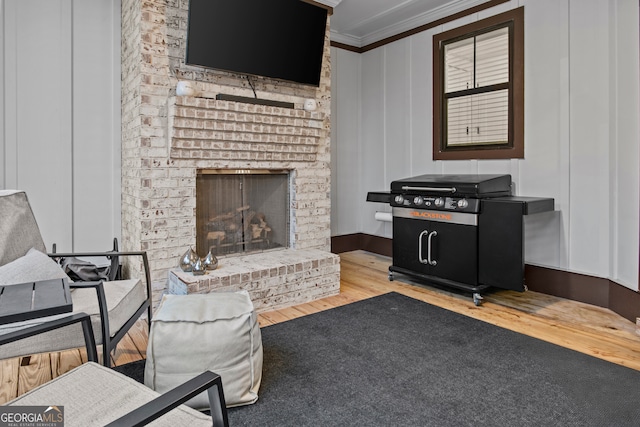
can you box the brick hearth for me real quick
[168,248,340,313]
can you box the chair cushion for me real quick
[145,291,263,410]
[0,248,69,286]
[72,278,147,340]
[0,278,146,359]
[0,190,47,266]
[6,362,213,427]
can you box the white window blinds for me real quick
[444,27,509,146]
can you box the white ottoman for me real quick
[144,291,263,410]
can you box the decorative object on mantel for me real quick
[192,257,206,276]
[179,247,199,272]
[303,98,317,112]
[176,80,197,96]
[202,250,218,271]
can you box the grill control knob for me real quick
[413,196,424,206]
[457,199,469,208]
[434,197,445,207]
[394,195,404,204]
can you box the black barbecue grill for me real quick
[367,174,554,305]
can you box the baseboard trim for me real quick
[331,233,640,323]
[331,233,392,257]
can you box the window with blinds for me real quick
[432,7,524,160]
[445,27,509,146]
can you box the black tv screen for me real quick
[186,0,328,87]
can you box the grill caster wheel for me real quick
[388,272,394,281]
[473,293,483,306]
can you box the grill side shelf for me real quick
[366,191,391,204]
[486,196,554,215]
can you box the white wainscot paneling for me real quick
[383,39,412,184]
[441,160,478,175]
[609,0,639,289]
[71,0,121,251]
[524,211,563,267]
[1,0,121,253]
[331,47,363,236]
[519,0,570,270]
[477,160,513,177]
[567,0,610,277]
[360,48,390,237]
[408,31,439,176]
[4,0,73,251]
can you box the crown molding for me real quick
[316,0,342,7]
[358,0,490,47]
[329,30,364,48]
[330,0,508,52]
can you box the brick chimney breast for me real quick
[121,0,334,310]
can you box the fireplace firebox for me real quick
[196,169,290,257]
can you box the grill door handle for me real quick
[427,231,438,266]
[418,230,429,264]
[401,186,457,194]
[418,230,438,266]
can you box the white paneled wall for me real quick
[408,32,435,177]
[569,0,611,276]
[517,0,569,269]
[609,0,640,287]
[361,48,389,237]
[71,0,122,251]
[2,0,74,250]
[0,0,121,252]
[330,47,363,236]
[330,0,639,290]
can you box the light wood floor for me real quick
[1,250,639,404]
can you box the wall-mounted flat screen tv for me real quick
[186,0,328,87]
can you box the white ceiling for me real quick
[326,0,493,48]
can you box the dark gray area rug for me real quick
[115,292,640,426]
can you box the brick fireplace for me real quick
[121,0,339,310]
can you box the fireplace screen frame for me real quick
[196,169,291,257]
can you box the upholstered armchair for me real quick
[5,362,229,427]
[0,190,152,367]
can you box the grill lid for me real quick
[391,174,512,198]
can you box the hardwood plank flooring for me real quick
[0,250,638,404]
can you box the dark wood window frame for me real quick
[433,7,524,160]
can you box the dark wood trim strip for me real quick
[302,0,333,15]
[432,7,524,160]
[329,41,363,53]
[332,233,640,323]
[359,234,392,257]
[524,264,610,307]
[331,233,392,257]
[609,283,640,326]
[331,0,510,53]
[331,233,363,254]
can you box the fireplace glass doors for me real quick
[196,170,290,257]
